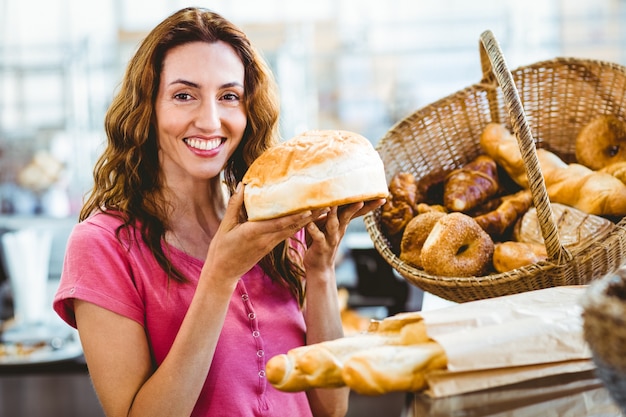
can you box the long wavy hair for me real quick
[80,7,306,305]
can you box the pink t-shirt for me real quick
[53,212,313,417]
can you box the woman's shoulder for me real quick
[72,211,139,246]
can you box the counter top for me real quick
[405,370,621,416]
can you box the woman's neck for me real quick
[163,179,226,259]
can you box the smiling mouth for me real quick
[184,137,223,151]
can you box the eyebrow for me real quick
[168,79,244,89]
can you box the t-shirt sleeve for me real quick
[53,219,145,328]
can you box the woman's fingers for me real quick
[353,198,385,218]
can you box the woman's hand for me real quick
[201,184,328,286]
[304,198,385,275]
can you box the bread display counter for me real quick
[267,285,625,416]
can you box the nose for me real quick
[195,99,221,131]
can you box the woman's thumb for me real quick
[223,182,246,226]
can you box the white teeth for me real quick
[185,138,222,151]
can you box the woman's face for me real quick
[155,41,247,184]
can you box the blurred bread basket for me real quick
[364,30,626,303]
[581,268,626,413]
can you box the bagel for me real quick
[575,115,626,170]
[420,212,494,277]
[399,211,446,268]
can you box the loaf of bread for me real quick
[265,317,437,393]
[243,130,388,221]
[513,203,616,252]
[265,334,395,392]
[480,123,626,216]
[341,343,447,395]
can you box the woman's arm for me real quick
[75,276,234,417]
[302,200,384,417]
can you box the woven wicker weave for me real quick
[364,30,626,303]
[582,270,626,413]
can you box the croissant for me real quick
[443,155,500,212]
[474,189,533,237]
[480,123,626,217]
[381,172,421,236]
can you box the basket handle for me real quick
[478,30,571,265]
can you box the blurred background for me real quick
[1,0,625,218]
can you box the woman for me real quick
[53,7,382,417]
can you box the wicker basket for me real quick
[581,268,626,413]
[364,30,626,303]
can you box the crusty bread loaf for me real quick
[242,130,388,221]
[265,333,403,391]
[341,343,446,395]
[265,318,430,392]
[513,203,616,252]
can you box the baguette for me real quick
[480,123,626,216]
[265,320,428,392]
[341,343,447,395]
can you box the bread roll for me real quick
[243,130,388,221]
[575,115,626,170]
[600,161,626,184]
[492,241,547,273]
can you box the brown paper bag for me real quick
[419,286,592,397]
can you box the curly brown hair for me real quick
[80,7,305,305]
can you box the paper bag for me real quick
[418,286,592,397]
